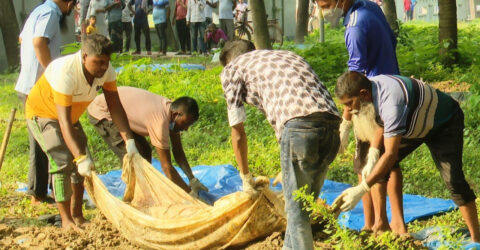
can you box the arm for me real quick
[178,0,187,9]
[231,123,249,174]
[155,146,191,192]
[56,105,86,158]
[345,27,368,75]
[365,135,402,187]
[32,37,52,69]
[105,2,121,11]
[170,131,194,180]
[166,5,170,20]
[186,0,190,24]
[206,0,217,8]
[128,0,135,13]
[103,89,134,141]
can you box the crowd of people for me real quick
[76,0,250,55]
[14,0,480,249]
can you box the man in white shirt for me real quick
[187,0,207,54]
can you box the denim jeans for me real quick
[190,21,206,53]
[281,112,340,250]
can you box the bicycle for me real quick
[234,10,283,46]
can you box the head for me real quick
[335,71,373,115]
[316,0,351,27]
[89,15,97,26]
[169,97,199,132]
[56,0,77,33]
[81,34,115,78]
[219,40,255,66]
[207,23,217,33]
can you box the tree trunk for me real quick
[249,0,271,49]
[438,0,458,66]
[382,0,399,36]
[295,0,309,43]
[0,0,20,69]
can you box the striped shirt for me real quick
[370,75,457,139]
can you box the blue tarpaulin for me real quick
[17,160,473,249]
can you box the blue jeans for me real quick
[281,112,340,250]
[190,21,206,53]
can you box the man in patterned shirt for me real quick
[333,71,480,243]
[220,40,341,250]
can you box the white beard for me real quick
[351,102,380,143]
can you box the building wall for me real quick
[395,0,479,22]
[0,0,76,72]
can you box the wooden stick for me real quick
[0,108,16,171]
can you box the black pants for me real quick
[155,23,167,54]
[108,21,123,53]
[17,92,50,199]
[175,18,190,52]
[134,20,151,52]
[122,21,133,52]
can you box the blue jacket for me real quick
[343,0,400,77]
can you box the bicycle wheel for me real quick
[268,23,283,47]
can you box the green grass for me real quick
[1,20,480,248]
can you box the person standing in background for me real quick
[121,2,134,52]
[129,0,153,55]
[173,0,191,55]
[104,0,125,52]
[15,0,76,206]
[153,0,170,56]
[87,0,109,37]
[186,0,206,55]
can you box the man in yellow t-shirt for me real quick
[26,34,138,231]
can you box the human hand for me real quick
[338,117,352,154]
[332,180,370,212]
[272,172,282,186]
[361,147,380,180]
[240,172,259,198]
[76,155,94,177]
[125,139,139,156]
[190,177,209,194]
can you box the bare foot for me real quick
[73,217,90,228]
[62,220,84,232]
[31,196,43,205]
[372,222,391,234]
[361,226,373,232]
[389,221,408,235]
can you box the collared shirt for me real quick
[152,0,169,24]
[15,0,63,95]
[88,87,173,149]
[105,0,125,23]
[26,51,117,124]
[221,50,340,141]
[187,0,206,23]
[343,0,399,77]
[370,75,456,139]
[218,0,234,19]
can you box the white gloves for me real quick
[361,147,380,180]
[333,180,370,212]
[240,172,259,198]
[338,117,353,154]
[76,155,94,177]
[189,177,209,195]
[125,139,139,156]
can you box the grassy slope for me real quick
[1,20,480,247]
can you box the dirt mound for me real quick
[0,215,138,250]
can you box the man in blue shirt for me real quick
[334,71,480,243]
[15,0,76,205]
[128,0,153,55]
[317,0,405,234]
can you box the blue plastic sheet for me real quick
[411,226,480,249]
[115,63,205,73]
